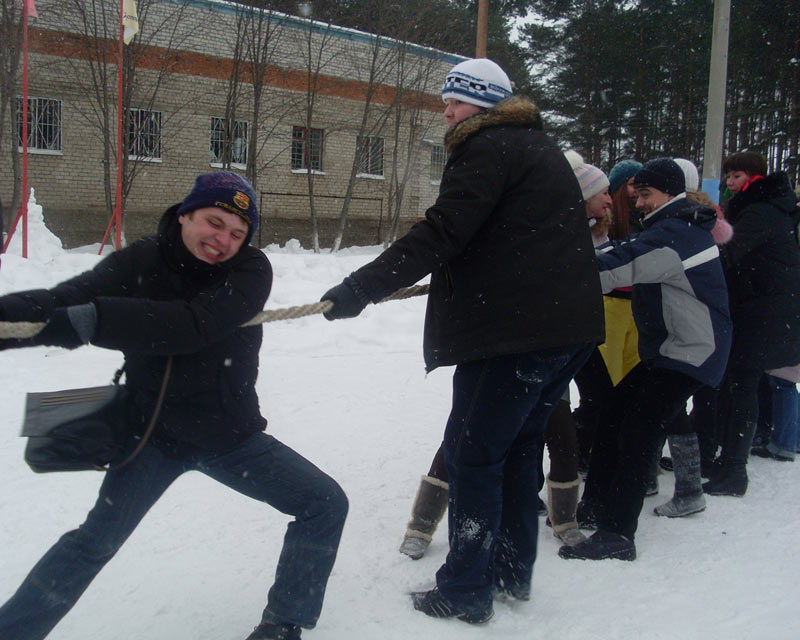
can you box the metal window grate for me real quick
[291,126,323,171]
[210,117,248,165]
[430,143,445,181]
[16,96,62,152]
[357,135,384,176]
[128,108,162,159]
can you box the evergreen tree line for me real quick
[298,0,798,183]
[517,0,799,183]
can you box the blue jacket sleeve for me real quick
[595,226,686,293]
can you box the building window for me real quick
[210,117,248,167]
[128,108,162,160]
[16,96,62,152]
[291,126,323,171]
[430,143,445,182]
[356,135,385,177]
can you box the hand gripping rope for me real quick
[0,284,431,339]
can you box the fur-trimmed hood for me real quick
[444,96,543,153]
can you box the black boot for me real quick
[702,420,757,497]
[557,529,636,561]
[245,622,301,640]
[410,587,493,624]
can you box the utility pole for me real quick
[476,0,488,58]
[701,0,731,204]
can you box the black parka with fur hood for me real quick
[352,96,605,370]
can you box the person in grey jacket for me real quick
[562,158,732,562]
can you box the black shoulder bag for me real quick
[20,356,173,473]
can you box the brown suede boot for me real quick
[547,475,586,546]
[399,475,448,559]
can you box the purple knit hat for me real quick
[177,171,258,242]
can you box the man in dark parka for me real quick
[321,58,604,622]
[0,172,347,640]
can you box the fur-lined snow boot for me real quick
[546,475,586,546]
[399,475,448,559]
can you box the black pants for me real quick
[573,347,614,463]
[583,363,701,539]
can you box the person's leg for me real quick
[543,395,585,546]
[573,347,614,472]
[425,343,592,618]
[598,369,700,538]
[197,432,347,630]
[688,385,720,476]
[581,364,651,510]
[562,367,700,560]
[752,375,774,449]
[654,412,706,517]
[399,450,449,559]
[703,365,763,496]
[0,444,183,640]
[490,345,593,600]
[762,375,799,461]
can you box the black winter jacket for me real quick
[722,172,800,369]
[352,97,605,370]
[0,206,273,451]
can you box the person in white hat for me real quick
[320,58,604,622]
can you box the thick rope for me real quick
[0,284,431,338]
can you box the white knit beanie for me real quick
[673,158,700,193]
[565,150,610,200]
[441,58,513,109]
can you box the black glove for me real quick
[35,303,97,349]
[320,275,371,320]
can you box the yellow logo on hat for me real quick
[233,191,250,211]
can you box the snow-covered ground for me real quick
[1,196,798,639]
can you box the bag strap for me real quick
[112,363,126,386]
[102,355,173,472]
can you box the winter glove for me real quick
[320,275,371,320]
[34,303,97,349]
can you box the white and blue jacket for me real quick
[595,194,731,387]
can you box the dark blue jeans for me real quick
[0,432,348,639]
[435,342,594,614]
[764,373,800,459]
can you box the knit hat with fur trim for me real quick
[441,58,513,109]
[608,159,643,196]
[565,150,610,201]
[177,171,258,242]
[634,158,686,196]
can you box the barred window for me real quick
[128,108,162,160]
[291,126,323,171]
[16,96,62,152]
[430,143,445,182]
[356,135,384,176]
[210,117,248,167]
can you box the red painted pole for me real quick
[100,1,125,254]
[5,6,32,258]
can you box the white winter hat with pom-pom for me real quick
[564,150,609,201]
